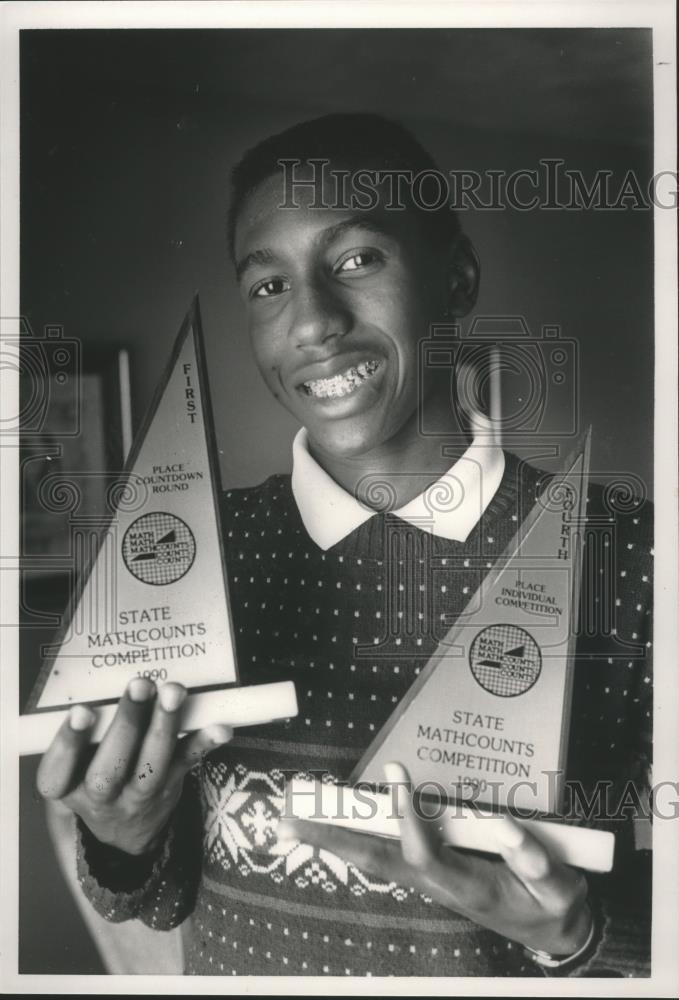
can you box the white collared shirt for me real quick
[291,428,505,551]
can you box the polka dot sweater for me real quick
[77,451,653,977]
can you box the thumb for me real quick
[384,761,437,871]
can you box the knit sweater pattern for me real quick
[76,452,653,977]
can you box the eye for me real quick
[250,277,290,299]
[336,250,382,274]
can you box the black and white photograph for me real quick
[1,1,677,992]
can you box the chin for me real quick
[306,420,387,462]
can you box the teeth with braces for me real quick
[303,360,380,399]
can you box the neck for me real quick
[308,407,471,511]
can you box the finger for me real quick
[171,723,234,775]
[277,817,405,883]
[382,762,493,911]
[277,815,488,915]
[131,683,188,796]
[384,761,437,870]
[83,678,155,803]
[36,705,96,800]
[385,761,486,894]
[494,813,586,910]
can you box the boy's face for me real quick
[233,169,450,461]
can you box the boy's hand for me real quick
[36,679,232,857]
[278,762,592,959]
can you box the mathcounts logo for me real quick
[469,624,541,697]
[122,512,196,585]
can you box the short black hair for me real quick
[227,112,461,261]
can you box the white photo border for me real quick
[1,1,676,995]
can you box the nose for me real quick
[289,277,352,350]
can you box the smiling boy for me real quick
[38,114,653,977]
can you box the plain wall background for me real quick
[19,27,654,973]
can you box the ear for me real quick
[445,234,480,317]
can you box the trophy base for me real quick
[19,681,298,756]
[285,778,614,874]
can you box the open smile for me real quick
[301,360,381,399]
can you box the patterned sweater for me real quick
[76,452,653,977]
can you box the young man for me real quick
[37,114,652,977]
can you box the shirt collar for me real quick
[291,428,505,551]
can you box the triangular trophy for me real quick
[350,432,591,815]
[287,431,615,871]
[21,298,297,753]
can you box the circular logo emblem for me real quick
[122,512,196,585]
[469,624,541,697]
